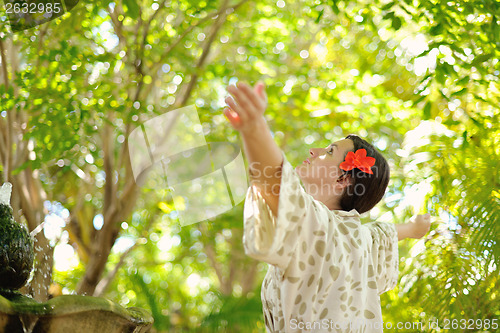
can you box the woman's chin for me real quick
[295,164,307,176]
[295,167,310,184]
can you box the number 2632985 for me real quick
[5,2,62,15]
[437,318,498,330]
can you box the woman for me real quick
[223,81,430,332]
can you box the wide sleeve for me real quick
[242,150,325,271]
[364,221,399,295]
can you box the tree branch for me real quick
[102,120,116,225]
[0,38,10,183]
[77,0,245,297]
[139,0,168,57]
[34,20,51,72]
[228,228,238,291]
[151,0,249,75]
[93,242,138,297]
[94,213,155,297]
[170,0,232,109]
[106,3,125,46]
[0,118,6,163]
[241,261,259,296]
[199,223,230,295]
[0,39,9,89]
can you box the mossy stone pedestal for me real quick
[0,291,153,333]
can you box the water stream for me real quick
[19,313,38,333]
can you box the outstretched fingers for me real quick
[226,86,251,122]
[255,81,267,104]
[237,82,266,111]
[223,107,241,127]
[223,81,268,131]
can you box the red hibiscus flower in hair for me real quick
[339,149,376,174]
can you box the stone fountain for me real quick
[0,183,154,332]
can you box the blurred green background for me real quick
[0,0,498,332]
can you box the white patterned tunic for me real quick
[243,152,399,332]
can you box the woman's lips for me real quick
[303,159,311,164]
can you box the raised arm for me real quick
[224,81,282,216]
[395,213,431,241]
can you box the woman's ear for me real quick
[336,173,353,188]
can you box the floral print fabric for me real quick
[243,151,399,332]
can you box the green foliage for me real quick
[1,0,498,331]
[199,293,265,332]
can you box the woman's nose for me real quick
[310,148,320,157]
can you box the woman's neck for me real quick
[303,184,342,210]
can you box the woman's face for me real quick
[295,138,355,190]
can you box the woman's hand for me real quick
[396,213,432,241]
[223,81,267,134]
[223,80,282,216]
[411,213,431,239]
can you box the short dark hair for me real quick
[339,134,390,214]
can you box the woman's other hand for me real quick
[396,213,432,241]
[411,213,431,239]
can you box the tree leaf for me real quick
[455,76,470,86]
[392,16,402,30]
[429,23,443,35]
[423,102,431,120]
[451,87,467,97]
[383,11,395,20]
[315,9,324,23]
[381,1,395,11]
[472,54,491,65]
[123,0,140,20]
